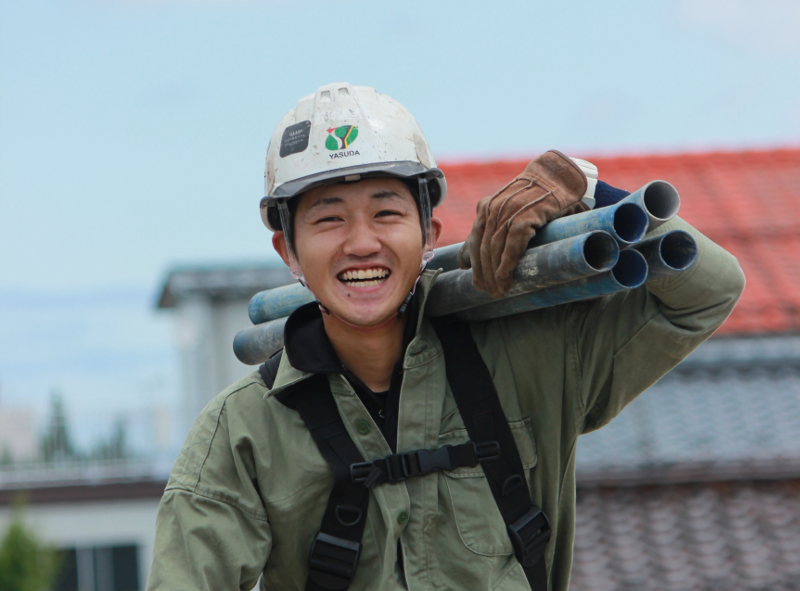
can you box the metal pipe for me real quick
[455,249,649,322]
[431,182,675,271]
[248,241,467,325]
[248,230,619,324]
[249,283,315,325]
[234,249,653,365]
[619,180,680,232]
[430,242,463,273]
[234,317,288,365]
[634,230,698,281]
[247,192,658,324]
[529,200,649,248]
[426,231,619,317]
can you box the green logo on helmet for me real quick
[325,125,359,150]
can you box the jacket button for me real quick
[397,511,409,524]
[356,420,370,434]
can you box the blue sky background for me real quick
[1,0,798,435]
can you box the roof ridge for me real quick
[438,146,800,168]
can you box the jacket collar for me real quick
[266,268,442,397]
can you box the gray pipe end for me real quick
[643,181,681,223]
[233,330,266,365]
[233,319,287,365]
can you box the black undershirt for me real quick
[283,293,420,453]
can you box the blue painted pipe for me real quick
[426,232,619,317]
[245,182,671,325]
[233,317,288,366]
[247,230,620,324]
[635,230,698,281]
[529,200,649,248]
[620,180,680,232]
[430,243,463,273]
[421,189,656,273]
[455,249,648,322]
[234,249,650,364]
[249,283,315,325]
[248,243,466,324]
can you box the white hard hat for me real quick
[260,82,447,231]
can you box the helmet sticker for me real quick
[279,120,311,158]
[325,125,359,150]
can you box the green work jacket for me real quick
[147,217,745,591]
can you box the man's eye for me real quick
[376,210,402,218]
[316,216,343,223]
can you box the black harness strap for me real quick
[264,316,551,591]
[350,440,500,487]
[432,319,551,591]
[276,374,370,591]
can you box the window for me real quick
[53,544,139,591]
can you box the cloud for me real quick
[673,0,800,53]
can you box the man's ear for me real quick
[430,216,443,249]
[272,232,292,267]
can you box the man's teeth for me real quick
[338,268,390,285]
[350,279,383,287]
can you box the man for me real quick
[147,83,745,591]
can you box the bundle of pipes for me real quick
[234,181,697,365]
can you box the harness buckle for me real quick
[308,532,362,590]
[416,446,454,474]
[350,441,502,487]
[473,440,501,462]
[384,451,422,482]
[507,506,551,568]
[349,462,374,484]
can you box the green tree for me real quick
[40,392,75,463]
[0,447,12,466]
[92,418,128,461]
[0,504,59,591]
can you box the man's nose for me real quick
[342,217,382,258]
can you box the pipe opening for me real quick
[612,249,648,288]
[643,181,680,221]
[660,230,698,271]
[613,203,649,244]
[583,232,620,271]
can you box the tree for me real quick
[92,418,128,461]
[40,392,75,463]
[0,503,58,591]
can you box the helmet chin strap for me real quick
[397,258,429,316]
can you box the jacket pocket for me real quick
[438,418,538,556]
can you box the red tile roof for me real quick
[437,148,800,336]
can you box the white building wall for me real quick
[0,498,161,590]
[0,407,37,461]
[212,299,257,393]
[174,296,255,437]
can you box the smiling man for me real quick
[273,178,442,395]
[147,83,745,591]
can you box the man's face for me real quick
[273,178,441,327]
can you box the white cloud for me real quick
[673,0,800,53]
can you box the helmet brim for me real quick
[260,160,447,231]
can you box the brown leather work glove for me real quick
[457,150,588,298]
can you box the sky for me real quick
[1,0,798,439]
